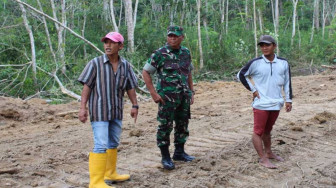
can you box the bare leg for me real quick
[252,133,277,169]
[262,132,284,162]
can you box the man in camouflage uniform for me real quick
[142,26,195,170]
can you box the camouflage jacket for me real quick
[143,44,193,100]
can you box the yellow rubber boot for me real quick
[104,148,130,183]
[89,152,114,188]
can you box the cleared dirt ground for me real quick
[0,72,336,188]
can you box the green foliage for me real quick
[0,0,335,100]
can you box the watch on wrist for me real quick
[132,104,139,109]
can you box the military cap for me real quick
[167,26,184,36]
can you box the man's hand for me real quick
[151,92,165,105]
[130,108,138,123]
[191,93,194,105]
[285,102,292,112]
[253,91,260,100]
[78,108,88,123]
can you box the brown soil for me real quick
[1,73,336,187]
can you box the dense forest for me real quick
[0,0,335,100]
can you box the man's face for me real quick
[104,39,123,56]
[259,43,276,56]
[167,34,184,49]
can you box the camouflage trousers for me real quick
[156,95,191,147]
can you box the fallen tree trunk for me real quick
[14,0,149,98]
[14,0,146,85]
[56,110,78,117]
[36,66,81,101]
[321,65,336,69]
[13,0,103,54]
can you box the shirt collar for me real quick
[262,54,278,63]
[103,54,109,63]
[165,43,181,53]
[103,54,124,65]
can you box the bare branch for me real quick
[10,63,31,93]
[24,91,45,101]
[0,79,8,84]
[321,65,336,69]
[0,23,23,30]
[0,62,31,67]
[0,43,30,60]
[13,0,104,54]
[19,3,37,87]
[56,111,78,116]
[110,0,119,32]
[37,0,57,65]
[296,162,305,179]
[0,63,30,92]
[36,66,81,100]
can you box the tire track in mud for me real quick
[115,76,336,187]
[1,74,336,187]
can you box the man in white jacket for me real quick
[237,35,292,169]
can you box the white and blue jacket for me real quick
[237,54,292,110]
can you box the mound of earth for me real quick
[0,73,336,187]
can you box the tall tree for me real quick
[275,0,279,33]
[219,0,225,41]
[110,0,119,32]
[271,0,280,54]
[322,0,327,39]
[245,0,249,29]
[82,5,87,60]
[169,0,179,25]
[258,8,263,33]
[180,0,186,26]
[197,0,204,69]
[225,0,229,34]
[315,0,320,30]
[291,0,299,47]
[37,0,57,65]
[310,0,319,43]
[234,0,244,23]
[203,0,210,42]
[103,0,110,22]
[19,3,37,87]
[123,0,138,53]
[253,0,258,57]
[118,0,123,28]
[50,0,67,74]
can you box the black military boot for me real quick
[159,146,175,170]
[173,143,195,162]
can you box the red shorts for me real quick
[253,108,280,136]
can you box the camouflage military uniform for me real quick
[143,44,193,147]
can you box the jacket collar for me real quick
[262,54,278,63]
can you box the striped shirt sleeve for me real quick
[78,60,96,89]
[126,65,138,90]
[237,59,257,93]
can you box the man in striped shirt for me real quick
[78,32,138,187]
[237,35,292,169]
